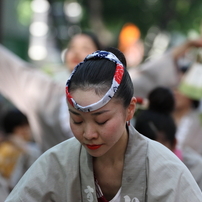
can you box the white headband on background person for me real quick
[66,50,124,112]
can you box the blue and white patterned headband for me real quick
[66,50,124,112]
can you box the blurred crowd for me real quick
[1,23,202,200]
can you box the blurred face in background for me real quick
[14,124,32,142]
[65,34,98,72]
[173,88,192,111]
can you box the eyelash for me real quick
[73,120,108,125]
[96,120,108,125]
[73,121,83,125]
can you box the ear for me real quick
[126,97,137,121]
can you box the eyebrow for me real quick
[91,110,110,116]
[69,109,81,116]
[69,109,110,116]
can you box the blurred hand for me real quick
[172,37,202,61]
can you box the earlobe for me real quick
[126,97,137,121]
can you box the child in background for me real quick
[0,109,41,190]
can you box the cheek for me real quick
[101,118,126,143]
[70,122,83,141]
[66,51,76,62]
[65,52,72,62]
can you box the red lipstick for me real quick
[86,145,102,150]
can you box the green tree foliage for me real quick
[80,0,202,38]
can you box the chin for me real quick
[86,149,106,158]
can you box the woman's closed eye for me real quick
[73,120,83,125]
[96,120,108,125]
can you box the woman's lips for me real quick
[86,144,102,150]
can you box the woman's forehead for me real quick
[70,34,97,48]
[70,89,103,107]
[68,89,122,112]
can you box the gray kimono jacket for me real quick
[5,126,202,202]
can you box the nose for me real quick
[83,123,98,140]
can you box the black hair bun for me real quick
[104,47,127,68]
[148,86,175,114]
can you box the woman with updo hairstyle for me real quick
[68,47,133,108]
[5,49,202,202]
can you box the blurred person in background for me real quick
[169,50,202,156]
[0,109,41,190]
[53,31,103,85]
[128,37,202,98]
[0,33,202,152]
[172,85,202,156]
[135,86,202,190]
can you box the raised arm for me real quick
[0,45,73,151]
[129,38,202,98]
[0,45,64,112]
